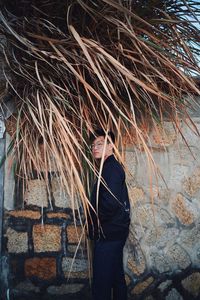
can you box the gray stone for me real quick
[62,257,88,273]
[179,224,200,249]
[165,244,191,271]
[14,280,40,293]
[144,226,179,249]
[51,177,73,208]
[158,280,172,292]
[47,283,84,294]
[166,288,183,300]
[150,252,171,273]
[6,228,28,253]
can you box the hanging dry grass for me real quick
[0,0,199,229]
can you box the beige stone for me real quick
[181,272,200,297]
[128,187,145,205]
[131,277,154,295]
[24,179,48,207]
[67,225,84,244]
[6,228,28,253]
[183,167,200,196]
[125,274,131,286]
[8,210,41,220]
[33,224,61,252]
[124,151,137,183]
[25,257,56,280]
[46,212,70,220]
[171,194,195,225]
[127,248,146,276]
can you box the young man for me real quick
[88,129,130,300]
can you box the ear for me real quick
[108,142,114,151]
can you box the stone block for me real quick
[67,225,84,243]
[46,212,70,220]
[150,252,171,273]
[62,257,88,278]
[144,226,179,249]
[24,179,48,207]
[183,167,200,196]
[33,224,61,252]
[124,151,137,183]
[128,187,145,205]
[158,280,172,292]
[51,177,73,208]
[166,288,183,300]
[171,194,196,225]
[127,247,146,276]
[181,272,200,297]
[14,280,40,293]
[165,243,191,270]
[6,228,28,253]
[47,283,84,295]
[8,210,41,220]
[25,257,56,280]
[178,224,200,249]
[131,276,154,295]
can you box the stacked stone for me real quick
[122,118,200,299]
[4,179,90,300]
[3,106,200,299]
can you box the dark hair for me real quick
[90,129,115,144]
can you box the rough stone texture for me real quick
[183,167,200,196]
[181,272,200,297]
[166,288,183,300]
[144,226,179,249]
[33,224,61,252]
[6,228,28,253]
[67,225,83,243]
[62,257,88,278]
[151,122,178,147]
[14,280,40,293]
[25,257,56,280]
[128,187,145,205]
[158,280,172,292]
[47,283,84,294]
[127,247,146,276]
[171,194,196,225]
[178,224,200,249]
[24,179,48,207]
[165,243,191,271]
[8,210,41,219]
[124,151,137,183]
[131,276,154,295]
[150,252,171,273]
[51,177,72,208]
[46,212,70,220]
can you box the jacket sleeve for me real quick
[98,164,124,221]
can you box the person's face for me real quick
[91,136,113,160]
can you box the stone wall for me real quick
[2,100,200,299]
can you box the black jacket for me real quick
[88,155,130,241]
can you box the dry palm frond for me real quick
[0,0,199,229]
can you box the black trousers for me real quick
[92,238,127,300]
